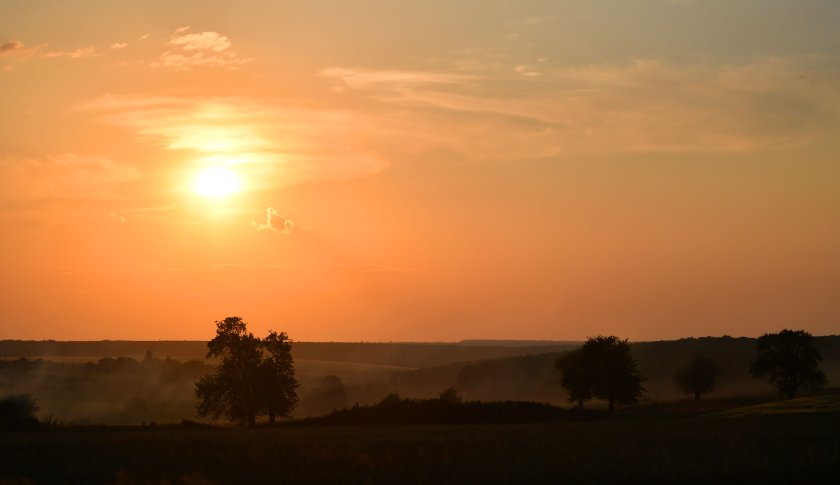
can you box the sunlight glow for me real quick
[193,166,242,198]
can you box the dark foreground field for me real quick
[2,414,839,484]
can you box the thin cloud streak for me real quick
[0,153,141,203]
[44,46,98,59]
[322,58,840,156]
[77,94,389,190]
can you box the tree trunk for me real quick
[268,408,276,424]
[694,391,700,401]
[608,398,615,414]
[248,414,256,427]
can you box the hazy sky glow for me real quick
[1,0,839,341]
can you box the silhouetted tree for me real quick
[196,316,298,426]
[439,387,462,404]
[0,394,38,429]
[258,330,298,424]
[196,317,263,426]
[584,336,645,412]
[379,393,402,406]
[557,336,645,413]
[555,350,591,408]
[750,329,826,399]
[674,356,719,400]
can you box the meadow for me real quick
[1,411,838,484]
[1,338,838,483]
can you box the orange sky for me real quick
[1,1,839,341]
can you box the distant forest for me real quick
[1,336,838,425]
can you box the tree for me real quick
[750,329,826,399]
[438,387,463,404]
[0,394,39,430]
[556,336,645,413]
[259,330,299,423]
[674,356,719,401]
[196,316,299,426]
[555,350,591,408]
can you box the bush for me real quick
[0,394,39,430]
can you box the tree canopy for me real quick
[674,356,719,401]
[196,316,298,426]
[0,394,39,430]
[555,350,591,408]
[750,329,826,399]
[556,336,645,412]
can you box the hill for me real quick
[0,340,580,368]
[390,336,840,404]
[712,390,840,417]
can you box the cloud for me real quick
[319,67,470,91]
[72,57,840,196]
[110,42,128,50]
[77,94,388,189]
[514,65,541,77]
[169,31,230,52]
[110,211,126,223]
[0,40,22,55]
[44,46,98,59]
[0,41,44,70]
[320,58,840,157]
[138,34,150,41]
[152,27,251,69]
[251,207,295,234]
[0,153,141,204]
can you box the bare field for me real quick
[1,414,838,484]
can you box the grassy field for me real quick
[1,413,838,484]
[711,392,840,417]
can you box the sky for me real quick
[1,0,839,341]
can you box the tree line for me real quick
[0,321,830,428]
[195,314,828,425]
[555,329,827,411]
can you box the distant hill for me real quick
[390,336,840,404]
[0,340,580,369]
[456,340,581,347]
[3,336,838,424]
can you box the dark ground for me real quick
[1,413,838,484]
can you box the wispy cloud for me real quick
[169,30,230,52]
[319,67,470,92]
[109,211,126,223]
[0,41,45,68]
[110,42,128,50]
[251,207,295,234]
[0,153,141,204]
[77,94,388,189]
[0,40,22,55]
[152,27,251,69]
[321,58,840,156]
[44,46,98,59]
[514,65,541,77]
[67,56,840,201]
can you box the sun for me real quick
[193,166,242,198]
